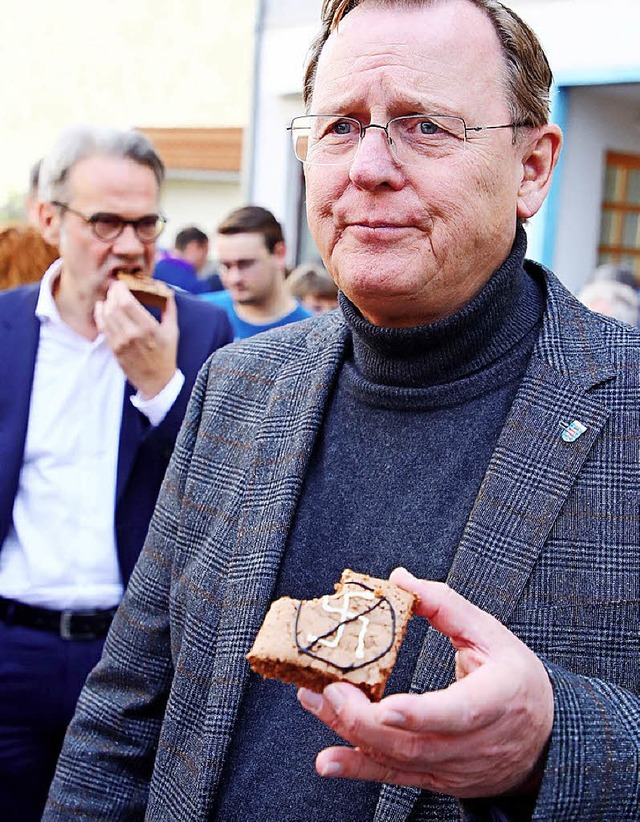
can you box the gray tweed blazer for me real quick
[45,264,640,821]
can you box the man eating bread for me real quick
[0,124,232,820]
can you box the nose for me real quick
[112,223,145,255]
[348,125,404,190]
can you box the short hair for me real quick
[287,263,338,299]
[578,280,639,327]
[217,205,284,254]
[29,159,43,197]
[175,226,209,251]
[303,0,554,129]
[38,124,165,203]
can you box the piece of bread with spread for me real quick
[116,273,172,310]
[247,569,417,701]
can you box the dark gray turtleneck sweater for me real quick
[212,226,544,821]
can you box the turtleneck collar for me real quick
[339,223,544,387]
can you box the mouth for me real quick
[110,265,144,280]
[342,222,416,242]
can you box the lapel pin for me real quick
[561,420,587,443]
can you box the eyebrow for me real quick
[312,96,458,118]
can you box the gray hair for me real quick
[578,279,639,327]
[303,0,553,129]
[38,124,165,202]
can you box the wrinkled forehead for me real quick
[310,2,509,118]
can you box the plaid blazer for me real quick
[45,265,640,821]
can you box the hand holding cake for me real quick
[295,567,554,799]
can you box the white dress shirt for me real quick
[0,262,184,609]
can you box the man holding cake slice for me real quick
[45,2,638,821]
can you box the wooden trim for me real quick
[606,151,640,170]
[137,127,243,173]
[598,245,640,256]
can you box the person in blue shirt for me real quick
[154,225,220,294]
[201,206,311,339]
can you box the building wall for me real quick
[1,0,256,234]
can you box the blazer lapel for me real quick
[114,382,146,503]
[195,318,349,811]
[0,288,40,541]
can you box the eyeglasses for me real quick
[288,114,531,166]
[52,201,166,243]
[217,257,263,273]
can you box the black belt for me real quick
[0,597,117,640]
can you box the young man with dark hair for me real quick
[201,205,311,339]
[153,224,214,294]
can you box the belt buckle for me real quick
[60,610,76,640]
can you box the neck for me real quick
[234,280,297,325]
[54,269,100,341]
[342,223,543,387]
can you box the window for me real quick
[598,151,640,279]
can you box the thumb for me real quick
[94,299,105,333]
[160,289,177,326]
[389,567,511,658]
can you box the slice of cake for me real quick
[247,569,417,701]
[116,273,172,310]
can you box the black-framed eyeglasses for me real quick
[52,201,167,243]
[288,114,531,166]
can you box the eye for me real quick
[317,117,357,139]
[418,119,440,135]
[331,119,355,136]
[93,213,122,229]
[91,213,123,238]
[137,216,160,233]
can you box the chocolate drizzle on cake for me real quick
[294,581,396,672]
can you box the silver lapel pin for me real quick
[560,419,587,443]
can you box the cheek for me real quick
[305,170,340,243]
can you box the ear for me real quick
[273,240,287,258]
[516,124,563,220]
[38,201,62,246]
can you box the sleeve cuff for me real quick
[130,369,185,427]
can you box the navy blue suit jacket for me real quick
[0,282,233,587]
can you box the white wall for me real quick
[508,1,640,75]
[0,0,256,210]
[159,178,244,249]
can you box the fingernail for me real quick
[298,688,323,714]
[381,709,407,727]
[323,683,346,713]
[318,760,343,778]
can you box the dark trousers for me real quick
[0,620,105,822]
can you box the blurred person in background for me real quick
[589,262,637,290]
[0,159,59,291]
[0,223,58,290]
[25,158,44,228]
[201,205,312,339]
[577,278,639,326]
[154,224,217,294]
[0,123,232,821]
[287,262,339,313]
